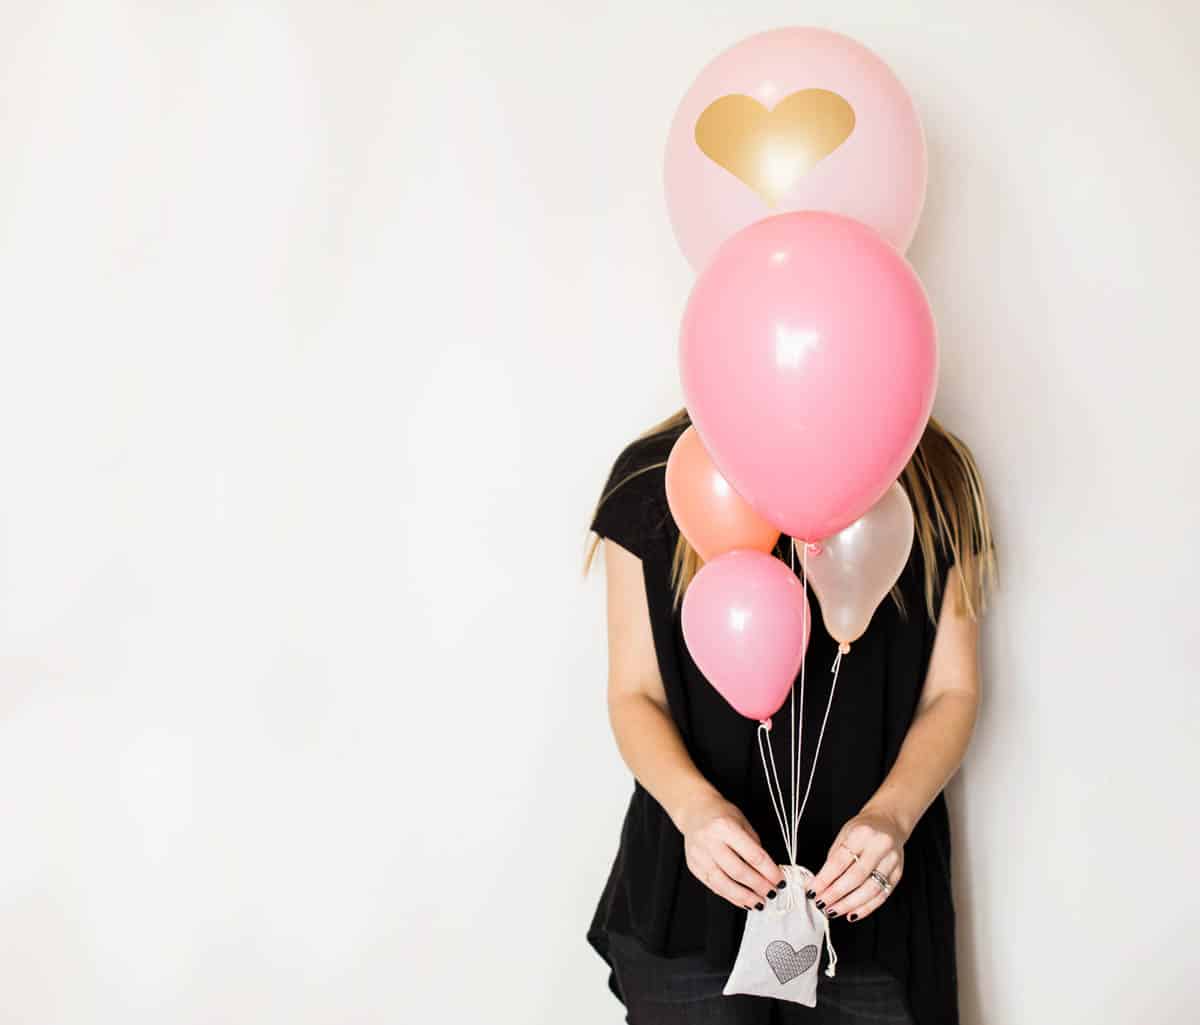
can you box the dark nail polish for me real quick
[815,900,825,909]
[806,890,816,899]
[767,889,777,900]
[848,913,858,922]
[745,905,753,911]
[777,880,787,890]
[826,910,838,918]
[755,902,764,911]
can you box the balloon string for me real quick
[787,542,796,864]
[757,538,845,866]
[796,636,844,830]
[791,539,810,859]
[757,722,796,865]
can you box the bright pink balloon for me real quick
[665,26,927,271]
[679,211,937,543]
[680,550,811,722]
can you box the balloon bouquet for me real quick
[664,28,937,873]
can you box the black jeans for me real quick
[606,932,915,1025]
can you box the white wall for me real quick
[1,2,1196,1022]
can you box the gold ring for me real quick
[840,843,861,865]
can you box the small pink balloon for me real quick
[681,550,811,721]
[665,26,927,271]
[679,210,937,543]
[803,482,915,649]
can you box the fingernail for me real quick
[745,905,753,911]
[755,902,764,911]
[777,880,787,890]
[815,900,825,909]
[848,913,858,922]
[767,889,777,900]
[806,890,816,899]
[826,909,838,918]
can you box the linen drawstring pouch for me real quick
[722,864,837,1005]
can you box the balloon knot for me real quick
[838,642,851,655]
[760,717,772,731]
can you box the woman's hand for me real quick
[679,792,786,911]
[805,809,907,922]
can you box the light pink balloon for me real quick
[665,26,927,271]
[679,210,937,543]
[802,482,915,649]
[680,550,811,722]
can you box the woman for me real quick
[584,409,996,1025]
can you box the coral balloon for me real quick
[679,210,937,542]
[665,26,927,271]
[680,550,811,721]
[801,482,915,649]
[666,426,780,562]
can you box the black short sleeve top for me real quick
[587,419,973,1025]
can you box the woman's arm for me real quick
[806,564,982,921]
[601,539,786,910]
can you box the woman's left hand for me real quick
[805,809,907,923]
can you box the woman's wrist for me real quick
[858,794,917,844]
[668,778,725,835]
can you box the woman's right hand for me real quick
[678,792,785,910]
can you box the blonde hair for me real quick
[585,409,997,623]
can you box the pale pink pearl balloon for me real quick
[803,482,916,649]
[665,26,927,271]
[681,550,811,721]
[679,210,937,543]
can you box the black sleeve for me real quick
[590,433,675,562]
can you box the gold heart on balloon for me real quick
[694,90,856,205]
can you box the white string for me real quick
[771,865,805,912]
[756,722,795,865]
[753,538,848,879]
[822,910,839,978]
[787,542,796,868]
[796,639,845,830]
[790,539,810,860]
